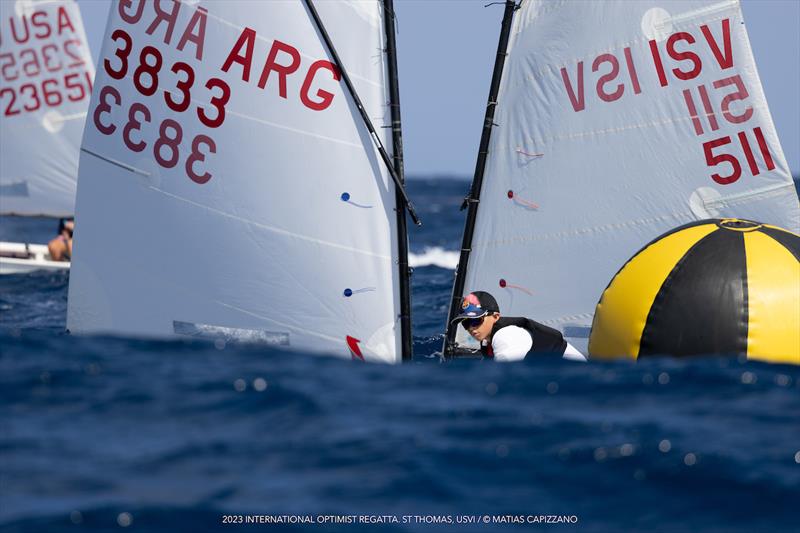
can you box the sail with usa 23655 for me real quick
[67,0,417,363]
[445,0,799,355]
[0,0,94,274]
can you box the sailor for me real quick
[452,291,586,362]
[47,218,74,262]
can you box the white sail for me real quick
[67,0,405,362]
[454,0,799,348]
[0,0,94,216]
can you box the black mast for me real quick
[443,0,518,357]
[382,0,413,362]
[303,0,422,227]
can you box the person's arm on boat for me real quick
[48,235,68,261]
[47,219,74,262]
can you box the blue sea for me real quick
[1,178,799,533]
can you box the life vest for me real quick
[481,316,567,359]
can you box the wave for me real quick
[409,247,458,269]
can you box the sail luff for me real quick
[443,0,519,356]
[302,0,421,227]
[382,0,413,362]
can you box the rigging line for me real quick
[303,0,421,226]
[384,1,400,35]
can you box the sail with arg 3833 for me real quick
[67,0,415,363]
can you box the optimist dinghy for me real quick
[0,242,69,274]
[66,0,417,362]
[0,0,94,274]
[444,0,799,356]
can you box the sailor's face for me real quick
[465,312,499,342]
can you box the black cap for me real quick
[451,291,500,322]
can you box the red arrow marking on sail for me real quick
[347,336,364,361]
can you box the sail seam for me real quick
[148,187,393,260]
[542,312,594,325]
[515,102,772,144]
[472,212,692,248]
[227,109,366,148]
[215,300,342,344]
[81,67,371,149]
[80,148,151,176]
[705,182,796,209]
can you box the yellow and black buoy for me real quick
[589,219,799,365]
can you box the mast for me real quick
[303,0,422,227]
[443,0,518,356]
[382,0,413,362]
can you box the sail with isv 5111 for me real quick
[445,0,799,354]
[67,0,413,363]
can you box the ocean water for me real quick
[1,178,799,533]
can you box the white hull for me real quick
[0,242,70,275]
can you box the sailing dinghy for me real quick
[67,0,416,362]
[0,0,94,274]
[444,0,800,356]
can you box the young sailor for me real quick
[452,291,586,362]
[47,218,74,262]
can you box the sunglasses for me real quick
[462,316,486,329]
